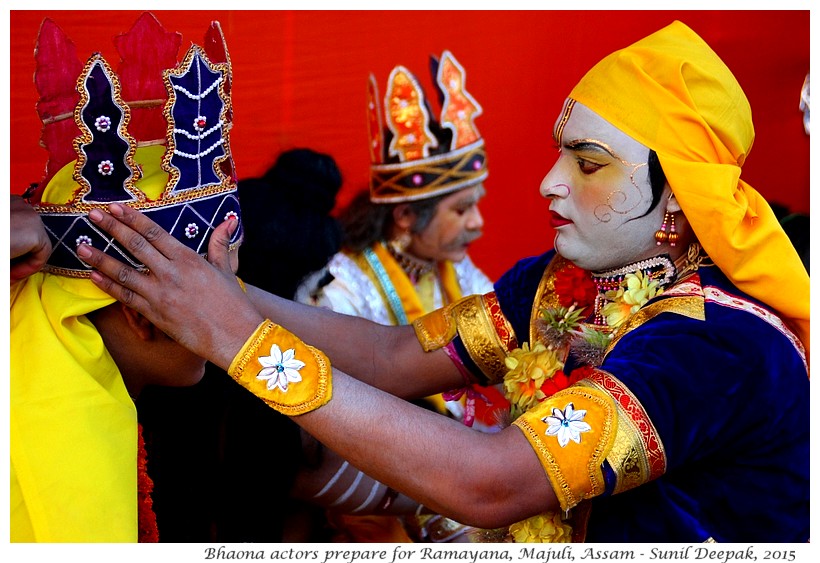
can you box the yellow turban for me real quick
[569,20,810,360]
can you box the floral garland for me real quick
[137,423,159,543]
[500,262,663,542]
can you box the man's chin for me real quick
[447,250,469,263]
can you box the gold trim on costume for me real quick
[370,140,488,203]
[72,54,143,205]
[605,296,705,357]
[413,301,460,352]
[529,254,574,344]
[451,294,515,383]
[161,44,234,200]
[578,373,667,493]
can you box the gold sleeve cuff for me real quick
[413,300,460,352]
[228,319,332,416]
[578,372,667,494]
[513,386,617,512]
[413,294,515,384]
[451,294,515,383]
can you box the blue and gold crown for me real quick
[367,50,488,203]
[29,13,242,277]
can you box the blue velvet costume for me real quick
[452,250,809,542]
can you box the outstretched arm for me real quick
[243,284,461,398]
[77,203,558,527]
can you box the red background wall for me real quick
[9,10,810,281]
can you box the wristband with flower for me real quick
[228,319,332,416]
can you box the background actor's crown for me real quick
[367,50,488,203]
[28,13,243,277]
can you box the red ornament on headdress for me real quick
[366,74,384,164]
[437,51,482,149]
[385,67,438,162]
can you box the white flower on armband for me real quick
[256,344,306,392]
[543,402,591,447]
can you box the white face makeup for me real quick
[408,184,486,263]
[539,100,669,272]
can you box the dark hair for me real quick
[644,149,667,216]
[260,148,342,214]
[340,189,445,252]
[236,148,344,299]
[779,212,810,273]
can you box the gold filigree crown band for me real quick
[370,139,487,203]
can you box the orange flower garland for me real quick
[500,262,597,542]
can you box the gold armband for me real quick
[228,319,332,416]
[513,385,617,512]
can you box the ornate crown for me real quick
[28,13,243,277]
[367,50,488,203]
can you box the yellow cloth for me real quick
[569,20,810,361]
[39,144,168,206]
[359,242,463,325]
[356,242,464,414]
[10,273,137,542]
[513,386,617,512]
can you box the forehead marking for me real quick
[554,98,576,144]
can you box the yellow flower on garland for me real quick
[509,512,573,543]
[599,270,663,328]
[503,342,564,418]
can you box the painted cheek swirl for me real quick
[593,161,647,223]
[555,100,649,225]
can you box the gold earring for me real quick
[655,211,672,246]
[389,231,411,253]
[667,212,678,247]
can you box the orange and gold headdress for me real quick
[368,50,488,203]
[28,12,242,277]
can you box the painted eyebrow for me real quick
[563,139,619,158]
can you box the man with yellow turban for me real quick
[76,21,809,542]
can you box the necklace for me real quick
[589,254,677,325]
[385,242,436,283]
